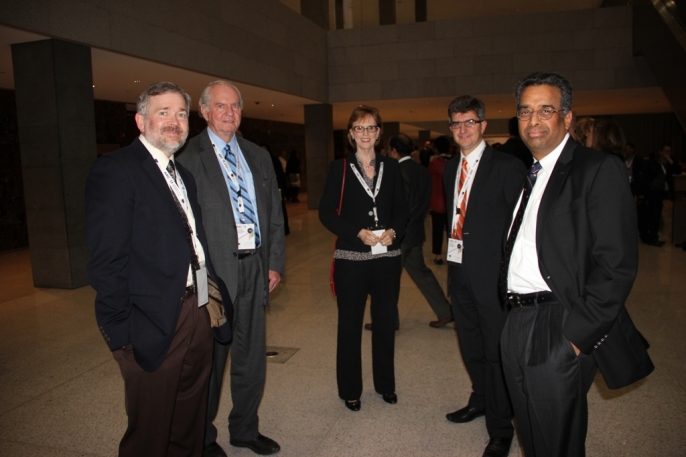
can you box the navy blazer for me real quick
[528,138,653,389]
[86,138,232,373]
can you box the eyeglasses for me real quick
[351,125,380,133]
[448,119,483,130]
[516,108,562,121]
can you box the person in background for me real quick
[428,135,452,265]
[286,150,301,202]
[319,106,408,412]
[573,116,595,148]
[500,116,533,168]
[591,119,626,160]
[640,143,682,246]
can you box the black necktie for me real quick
[167,160,177,183]
[499,162,542,300]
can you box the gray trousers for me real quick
[401,244,451,320]
[205,253,266,444]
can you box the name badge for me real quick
[237,223,256,251]
[447,238,463,264]
[196,266,209,307]
[371,229,388,255]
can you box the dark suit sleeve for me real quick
[86,155,134,351]
[266,156,286,275]
[389,161,410,241]
[563,155,639,354]
[319,160,363,242]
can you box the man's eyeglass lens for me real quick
[449,120,482,130]
[516,109,560,121]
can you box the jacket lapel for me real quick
[444,156,460,216]
[536,139,576,249]
[133,138,180,217]
[466,145,493,213]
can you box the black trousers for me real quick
[430,211,448,255]
[448,264,513,438]
[205,253,266,444]
[114,293,213,457]
[334,256,402,400]
[501,301,597,457]
[640,192,664,243]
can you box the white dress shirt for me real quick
[140,135,206,287]
[507,134,570,293]
[450,140,485,233]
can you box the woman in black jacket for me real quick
[319,106,409,412]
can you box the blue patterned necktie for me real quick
[224,143,261,247]
[499,161,543,298]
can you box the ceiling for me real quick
[0,0,672,137]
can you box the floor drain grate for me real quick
[265,346,299,364]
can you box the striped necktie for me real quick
[224,144,261,247]
[451,159,469,240]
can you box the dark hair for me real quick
[659,143,672,151]
[592,119,625,157]
[388,133,414,156]
[626,142,635,149]
[447,95,485,120]
[507,116,520,137]
[136,81,191,116]
[514,72,573,115]
[433,135,451,154]
[574,117,595,145]
[347,105,383,149]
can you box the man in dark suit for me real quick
[500,116,534,168]
[443,96,525,457]
[640,143,682,246]
[501,72,654,457]
[177,81,285,457]
[366,133,452,329]
[86,82,232,456]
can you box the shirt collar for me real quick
[139,134,173,167]
[207,128,238,154]
[398,156,412,163]
[536,133,570,172]
[460,139,486,165]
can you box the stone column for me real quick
[379,0,396,25]
[301,0,329,29]
[11,39,96,288]
[304,103,334,210]
[418,130,432,147]
[381,122,400,149]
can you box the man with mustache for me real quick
[500,72,653,456]
[86,81,232,456]
[177,81,285,456]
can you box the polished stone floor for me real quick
[0,198,684,456]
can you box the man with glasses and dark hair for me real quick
[443,95,525,457]
[501,72,653,457]
[177,80,285,457]
[86,82,232,456]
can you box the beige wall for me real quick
[0,0,329,101]
[327,6,656,102]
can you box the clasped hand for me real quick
[357,229,394,247]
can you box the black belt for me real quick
[507,291,558,308]
[237,251,257,260]
[182,285,196,300]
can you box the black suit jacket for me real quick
[531,138,653,389]
[86,138,232,373]
[444,145,526,306]
[399,157,431,247]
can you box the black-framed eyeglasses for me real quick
[448,119,483,130]
[352,125,380,133]
[516,108,562,121]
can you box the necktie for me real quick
[224,144,261,247]
[166,160,200,283]
[451,159,469,240]
[499,162,542,298]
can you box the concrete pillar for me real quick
[301,0,329,29]
[304,103,334,210]
[418,130,431,147]
[379,0,396,25]
[415,0,427,22]
[11,39,96,288]
[381,122,400,150]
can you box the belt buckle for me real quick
[509,294,523,308]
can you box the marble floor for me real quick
[0,198,684,456]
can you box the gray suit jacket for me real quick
[177,129,285,305]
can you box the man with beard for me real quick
[86,82,232,456]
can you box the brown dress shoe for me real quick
[429,315,454,328]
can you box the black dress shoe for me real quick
[382,393,397,404]
[429,315,454,328]
[203,442,228,457]
[446,405,485,423]
[230,434,280,455]
[482,436,513,457]
[364,322,400,331]
[344,399,361,411]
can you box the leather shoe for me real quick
[203,442,228,457]
[482,436,513,457]
[434,258,444,265]
[230,434,280,455]
[382,393,397,404]
[429,315,454,328]
[344,399,361,411]
[446,405,485,423]
[364,322,400,331]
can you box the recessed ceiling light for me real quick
[92,85,95,88]
[271,104,275,107]
[134,80,141,83]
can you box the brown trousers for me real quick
[113,294,213,457]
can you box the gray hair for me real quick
[198,80,244,112]
[447,95,486,120]
[136,81,191,117]
[514,72,573,115]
